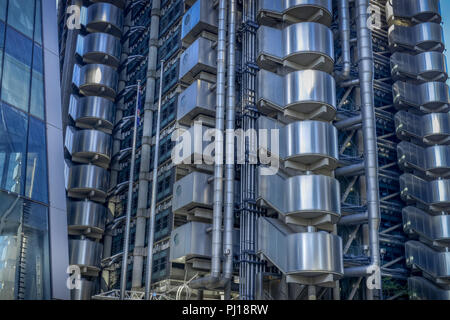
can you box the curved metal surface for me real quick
[395,111,450,146]
[393,81,450,113]
[86,2,123,38]
[70,279,95,301]
[398,141,450,178]
[408,276,450,300]
[69,95,115,133]
[68,200,107,234]
[181,0,218,44]
[90,0,126,10]
[258,173,341,223]
[400,173,450,212]
[257,23,334,73]
[66,164,110,202]
[405,240,450,280]
[257,0,333,27]
[172,172,213,215]
[257,69,336,121]
[65,128,112,168]
[69,239,103,270]
[386,0,441,24]
[257,217,343,286]
[391,51,448,83]
[258,116,339,171]
[388,22,444,53]
[82,33,122,68]
[179,37,217,84]
[403,206,450,246]
[78,64,119,99]
[177,79,216,125]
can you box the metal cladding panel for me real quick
[398,141,450,177]
[66,128,112,167]
[181,0,218,44]
[395,111,450,145]
[86,2,123,38]
[177,80,216,125]
[66,164,110,202]
[391,51,448,83]
[69,239,103,268]
[386,0,441,24]
[257,69,336,121]
[403,206,450,244]
[258,173,341,219]
[70,279,95,300]
[400,173,450,211]
[388,22,444,53]
[78,64,119,99]
[68,200,107,233]
[69,95,115,132]
[408,276,450,300]
[257,218,343,281]
[257,116,338,168]
[179,37,217,84]
[393,81,450,113]
[257,26,283,64]
[90,0,126,9]
[82,33,122,68]
[172,124,211,165]
[405,240,450,279]
[172,172,213,214]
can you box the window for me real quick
[0,1,6,22]
[0,103,27,194]
[34,0,42,45]
[1,27,32,112]
[25,117,48,203]
[7,0,35,39]
[30,44,44,119]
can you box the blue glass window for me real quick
[30,44,44,119]
[0,103,27,194]
[1,26,32,112]
[7,0,35,39]
[25,117,48,203]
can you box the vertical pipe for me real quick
[223,0,237,283]
[132,0,161,289]
[211,0,228,279]
[338,0,351,80]
[144,61,165,300]
[120,80,141,300]
[355,0,381,298]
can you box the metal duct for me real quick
[336,0,350,81]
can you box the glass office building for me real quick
[0,0,69,300]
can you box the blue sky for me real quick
[441,1,450,85]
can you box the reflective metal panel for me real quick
[82,33,122,68]
[257,23,334,73]
[391,51,448,83]
[257,69,336,121]
[90,0,126,10]
[408,277,450,300]
[86,2,123,38]
[177,80,216,125]
[258,173,341,222]
[388,22,444,53]
[395,111,450,146]
[69,95,115,133]
[65,128,112,168]
[257,116,339,171]
[172,172,213,215]
[179,37,217,84]
[181,0,218,44]
[257,217,343,286]
[69,239,103,270]
[403,206,450,246]
[405,240,450,280]
[70,279,95,300]
[68,200,107,234]
[78,64,119,99]
[386,0,441,24]
[398,141,450,178]
[393,81,450,113]
[400,173,450,211]
[66,164,110,202]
